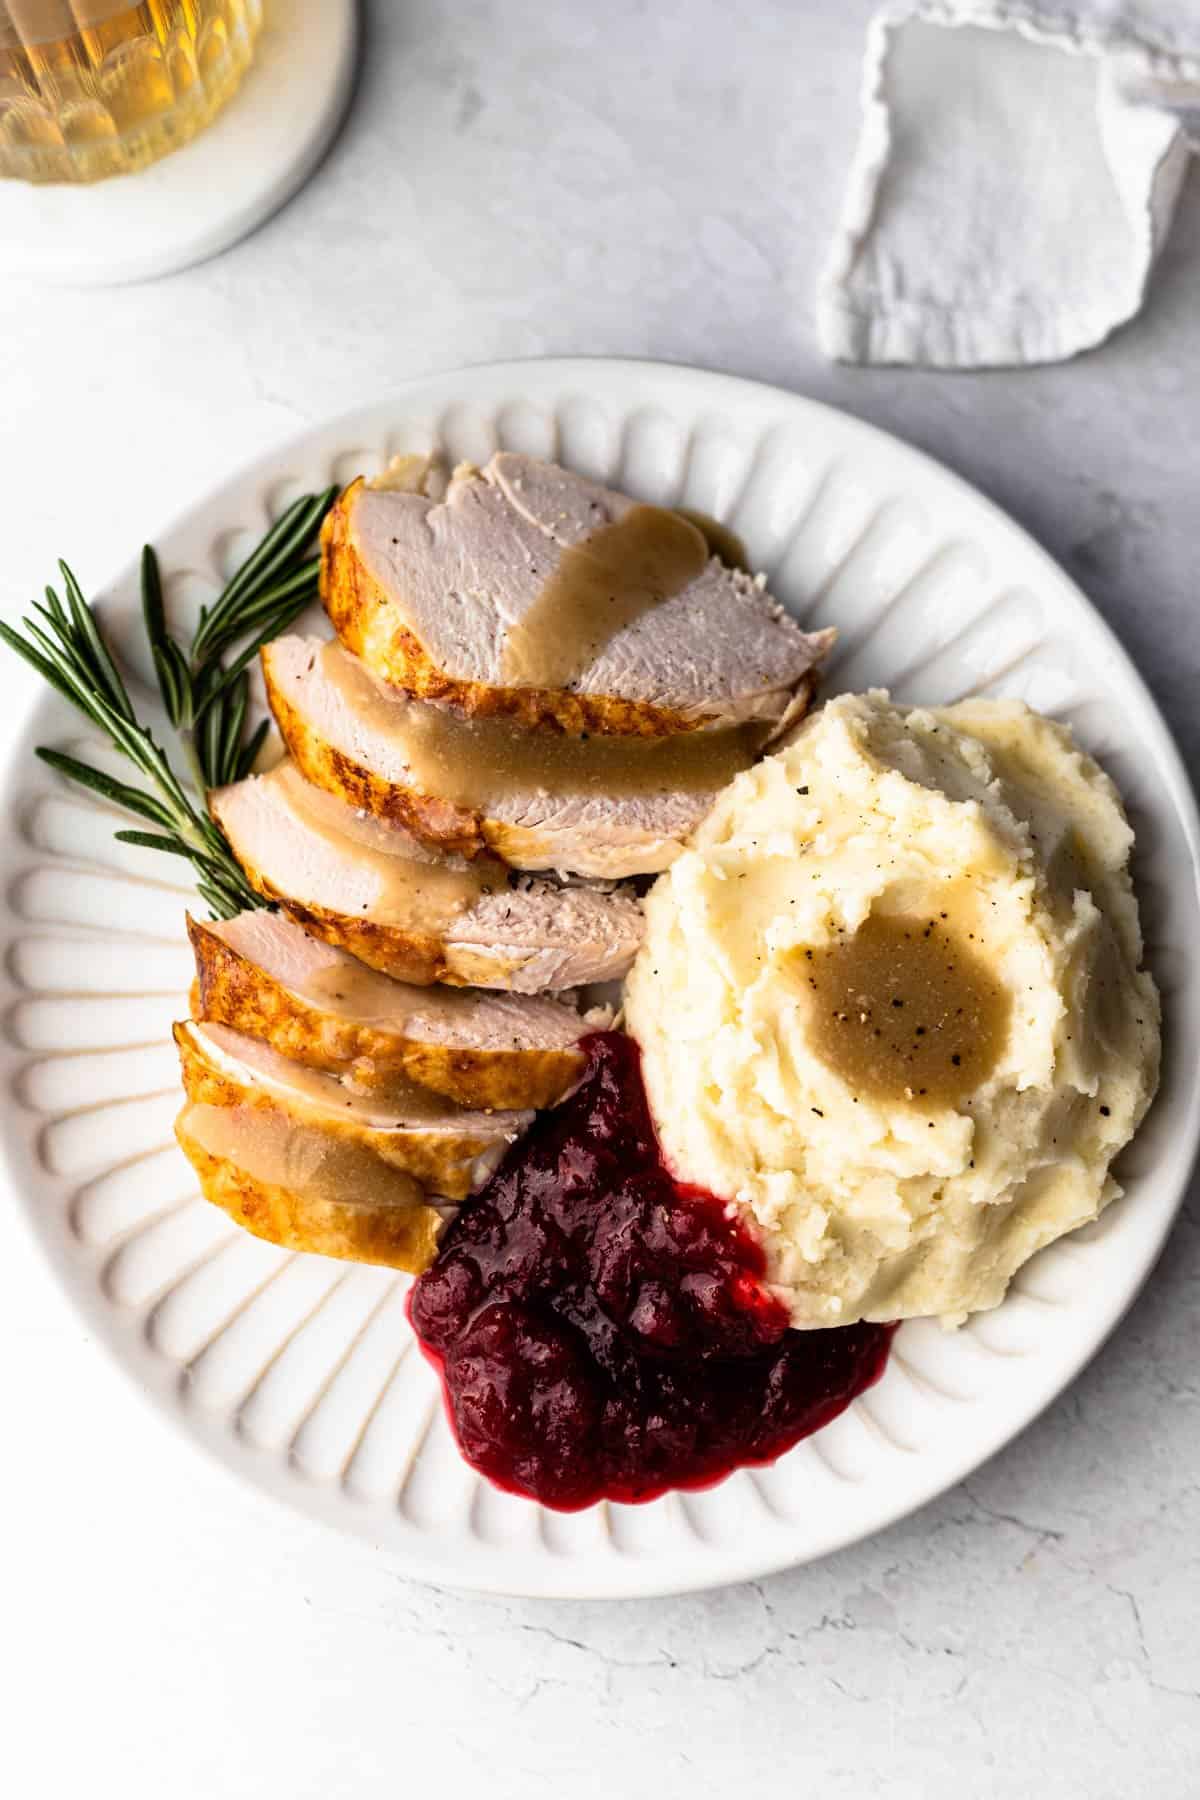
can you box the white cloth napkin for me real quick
[819,3,1200,367]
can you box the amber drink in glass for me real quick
[0,0,262,182]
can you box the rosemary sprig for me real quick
[2,592,259,917]
[1,486,337,918]
[191,490,333,661]
[140,484,336,789]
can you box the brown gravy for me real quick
[500,503,710,689]
[297,949,421,1020]
[321,643,767,802]
[798,912,1010,1109]
[674,508,750,573]
[181,1101,427,1209]
[270,759,503,928]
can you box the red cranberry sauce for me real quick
[408,1031,893,1510]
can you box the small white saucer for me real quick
[0,0,358,286]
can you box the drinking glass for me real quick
[0,1,262,182]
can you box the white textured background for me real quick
[2,3,1199,1795]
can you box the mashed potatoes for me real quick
[624,692,1160,1327]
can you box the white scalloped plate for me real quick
[2,359,1197,1599]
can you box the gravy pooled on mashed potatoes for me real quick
[624,692,1160,1328]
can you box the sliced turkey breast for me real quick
[188,908,600,1109]
[176,1104,445,1275]
[264,635,796,878]
[175,1018,531,1202]
[320,453,832,736]
[209,760,644,990]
